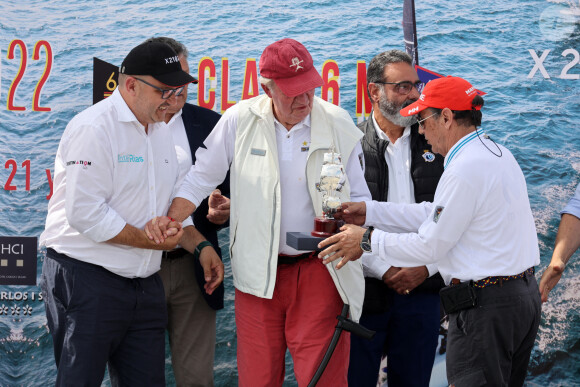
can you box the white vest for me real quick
[230,94,365,321]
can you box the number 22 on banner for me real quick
[4,39,53,111]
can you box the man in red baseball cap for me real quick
[148,38,372,386]
[319,75,541,386]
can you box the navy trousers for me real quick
[40,249,167,387]
[348,292,440,387]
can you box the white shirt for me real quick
[176,103,371,254]
[165,110,195,234]
[40,88,181,278]
[362,117,437,279]
[372,115,414,203]
[167,109,193,186]
[366,131,540,285]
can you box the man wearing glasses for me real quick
[348,50,444,387]
[319,76,541,386]
[143,36,229,387]
[40,41,222,386]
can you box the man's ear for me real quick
[441,108,454,128]
[368,83,381,104]
[261,83,273,98]
[122,76,138,96]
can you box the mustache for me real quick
[401,99,417,109]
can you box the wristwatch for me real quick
[360,226,374,253]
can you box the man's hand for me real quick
[539,257,566,303]
[207,189,230,225]
[199,245,225,295]
[144,216,182,244]
[538,213,580,302]
[152,228,184,250]
[334,201,367,226]
[384,266,429,295]
[107,222,183,250]
[318,224,366,270]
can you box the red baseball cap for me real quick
[400,76,482,117]
[259,38,323,97]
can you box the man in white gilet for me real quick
[148,38,371,386]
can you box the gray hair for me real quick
[366,50,412,84]
[259,75,275,89]
[142,36,188,58]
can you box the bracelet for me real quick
[194,240,213,260]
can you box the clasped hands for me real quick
[145,215,182,246]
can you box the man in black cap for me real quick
[39,41,223,386]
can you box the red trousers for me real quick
[235,256,349,387]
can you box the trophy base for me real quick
[311,216,344,238]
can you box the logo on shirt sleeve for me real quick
[433,206,444,223]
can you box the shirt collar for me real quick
[371,114,410,144]
[444,130,479,169]
[274,114,311,134]
[111,88,142,124]
[165,108,183,126]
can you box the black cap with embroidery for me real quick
[119,41,195,87]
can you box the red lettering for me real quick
[197,57,216,110]
[321,60,340,106]
[241,59,259,100]
[220,58,236,113]
[46,169,53,200]
[356,60,372,121]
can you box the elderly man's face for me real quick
[417,109,447,156]
[264,82,314,130]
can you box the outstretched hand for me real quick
[539,258,566,303]
[207,189,230,225]
[317,224,366,270]
[334,201,367,226]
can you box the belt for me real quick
[451,267,535,289]
[162,247,189,260]
[277,252,317,265]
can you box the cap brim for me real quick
[273,66,323,97]
[154,70,197,87]
[400,100,429,117]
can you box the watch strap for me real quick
[194,240,213,260]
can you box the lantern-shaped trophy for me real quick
[311,149,346,237]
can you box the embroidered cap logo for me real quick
[289,57,304,72]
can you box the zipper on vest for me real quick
[263,182,278,297]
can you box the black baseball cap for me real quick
[119,41,195,87]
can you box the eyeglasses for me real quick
[134,77,185,99]
[374,80,423,95]
[417,112,438,129]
